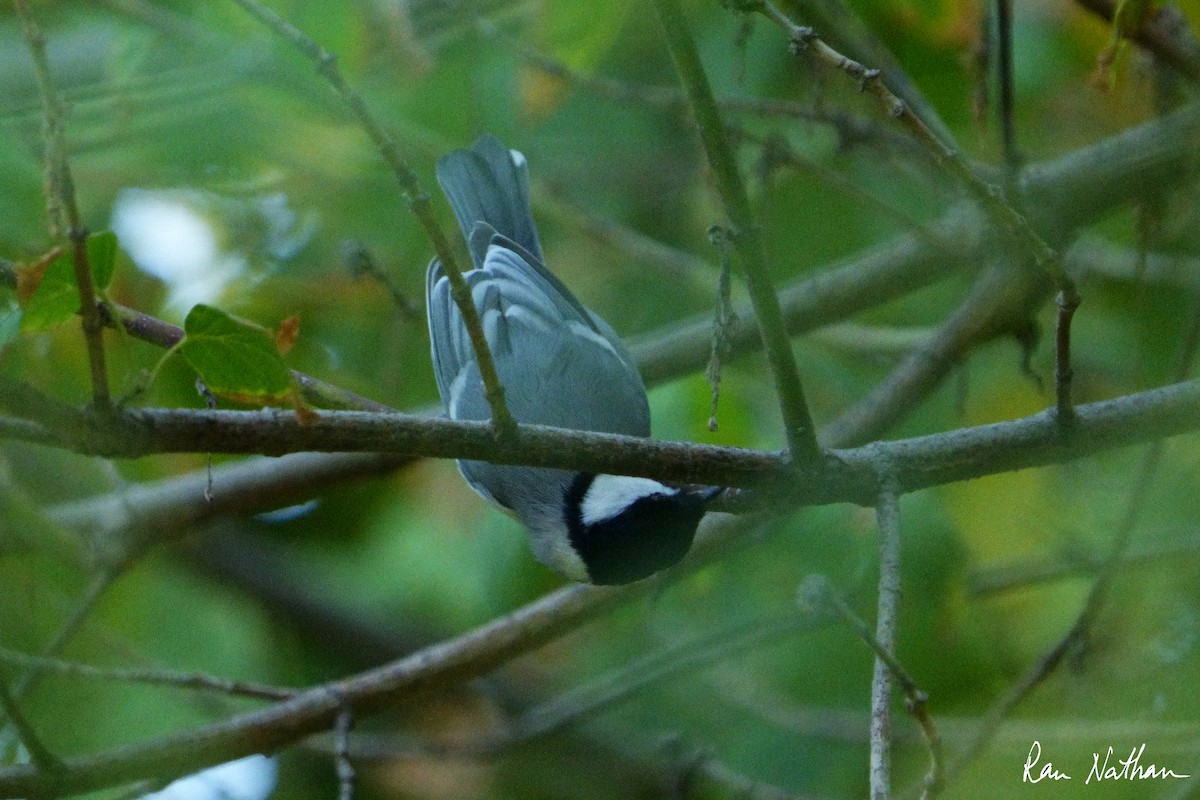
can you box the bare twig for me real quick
[653,0,822,463]
[995,0,1021,177]
[822,261,1041,447]
[8,570,116,704]
[0,648,295,703]
[1053,289,1082,423]
[13,0,111,410]
[333,703,355,800]
[869,478,903,800]
[800,576,944,798]
[0,678,61,774]
[225,0,516,436]
[688,755,820,800]
[786,0,957,146]
[336,611,811,760]
[340,240,423,324]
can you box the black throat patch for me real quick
[564,473,704,585]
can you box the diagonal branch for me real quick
[0,520,754,798]
[653,0,822,463]
[224,0,516,436]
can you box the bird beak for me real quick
[695,485,724,503]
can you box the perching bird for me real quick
[426,135,719,584]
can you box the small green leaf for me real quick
[19,250,77,332]
[18,231,122,331]
[178,304,294,404]
[88,230,119,291]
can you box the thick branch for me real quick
[6,379,1199,510]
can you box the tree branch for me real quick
[653,0,822,463]
[869,479,902,800]
[12,0,111,411]
[3,379,1198,510]
[224,0,516,435]
[0,539,724,797]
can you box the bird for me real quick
[426,134,720,585]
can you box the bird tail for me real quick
[436,134,545,269]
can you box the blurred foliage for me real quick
[1,0,1200,799]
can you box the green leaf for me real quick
[18,231,122,332]
[88,230,119,291]
[536,0,631,70]
[19,250,77,332]
[178,304,294,403]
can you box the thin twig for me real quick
[801,576,944,798]
[12,0,111,411]
[225,0,516,437]
[822,260,1040,447]
[689,755,821,800]
[870,478,902,800]
[341,239,423,323]
[785,0,957,147]
[333,702,355,800]
[1053,289,1081,423]
[749,130,948,249]
[0,648,296,702]
[0,678,61,774]
[9,570,116,708]
[995,0,1020,178]
[653,0,821,463]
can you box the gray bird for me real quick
[426,135,718,584]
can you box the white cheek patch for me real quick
[581,475,677,526]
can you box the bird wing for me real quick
[426,242,649,437]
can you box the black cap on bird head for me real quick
[564,474,722,585]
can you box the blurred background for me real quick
[1,0,1200,798]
